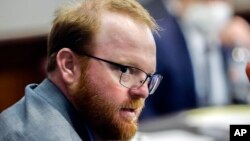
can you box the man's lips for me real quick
[121,108,137,114]
[120,107,141,121]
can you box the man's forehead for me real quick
[94,11,154,49]
[99,11,145,35]
[92,11,156,73]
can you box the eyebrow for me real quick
[77,51,155,76]
[115,60,155,76]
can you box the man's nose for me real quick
[128,83,149,99]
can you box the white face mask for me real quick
[183,1,233,36]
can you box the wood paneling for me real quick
[0,36,47,112]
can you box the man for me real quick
[140,0,233,120]
[0,0,162,140]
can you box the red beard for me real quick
[70,69,144,140]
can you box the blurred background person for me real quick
[139,0,250,121]
[220,16,250,103]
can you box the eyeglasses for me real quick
[77,52,163,95]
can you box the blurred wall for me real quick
[0,0,66,111]
[0,0,68,40]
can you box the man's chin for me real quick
[111,113,138,140]
[118,121,137,140]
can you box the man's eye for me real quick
[120,66,130,74]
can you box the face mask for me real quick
[183,1,233,36]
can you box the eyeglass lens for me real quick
[120,70,162,95]
[148,75,163,94]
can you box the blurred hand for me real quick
[220,16,250,48]
[246,62,250,82]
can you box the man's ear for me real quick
[56,48,80,84]
[246,62,250,82]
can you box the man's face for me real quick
[70,12,156,140]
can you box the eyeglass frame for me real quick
[74,51,162,95]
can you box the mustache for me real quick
[120,99,145,109]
